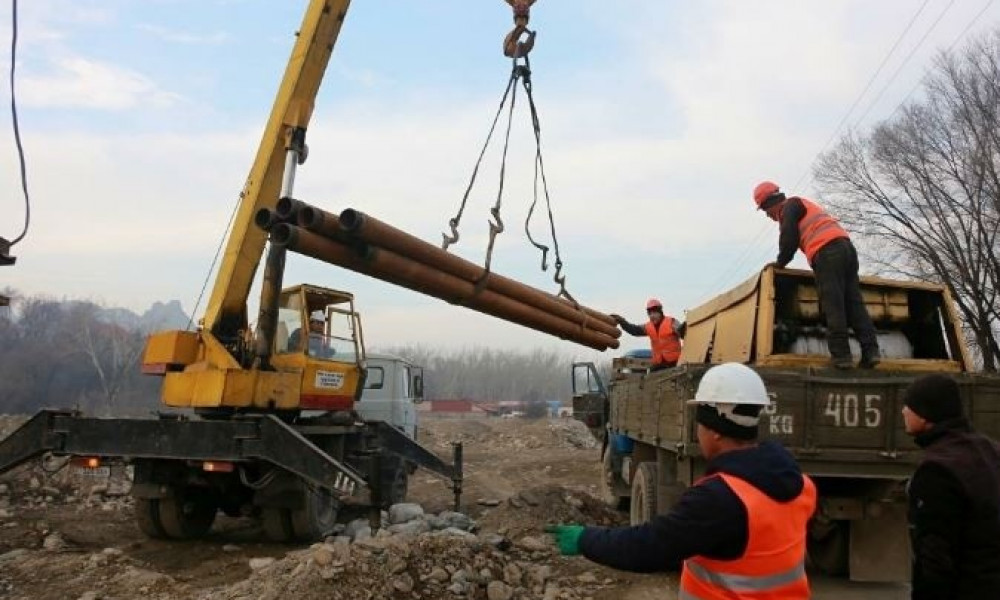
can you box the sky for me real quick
[1,0,998,362]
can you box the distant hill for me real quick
[99,300,191,333]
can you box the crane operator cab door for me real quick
[273,284,366,412]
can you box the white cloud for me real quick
[136,24,230,45]
[20,56,183,110]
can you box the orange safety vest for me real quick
[789,198,849,263]
[644,318,681,365]
[679,473,817,600]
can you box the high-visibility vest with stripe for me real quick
[789,198,849,263]
[644,318,681,365]
[680,472,817,600]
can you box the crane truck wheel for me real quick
[629,462,658,526]
[261,507,296,542]
[382,456,410,506]
[290,485,339,541]
[157,486,217,539]
[135,498,168,539]
[598,448,630,511]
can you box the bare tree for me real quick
[815,29,1000,370]
[72,303,148,413]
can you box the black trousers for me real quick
[812,238,879,360]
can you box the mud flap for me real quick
[849,502,912,582]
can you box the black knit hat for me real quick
[695,404,762,440]
[903,374,963,423]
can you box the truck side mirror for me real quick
[413,375,424,403]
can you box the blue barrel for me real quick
[612,433,634,454]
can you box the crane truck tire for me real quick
[290,485,339,541]
[135,498,168,539]
[261,507,296,542]
[629,462,658,526]
[157,486,217,539]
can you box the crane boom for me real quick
[203,0,351,338]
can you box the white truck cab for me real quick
[355,353,424,439]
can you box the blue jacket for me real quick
[578,441,807,572]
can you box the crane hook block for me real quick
[503,0,538,58]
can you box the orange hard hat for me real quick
[753,181,781,209]
[646,298,663,311]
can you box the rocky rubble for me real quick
[203,500,614,600]
[0,495,620,600]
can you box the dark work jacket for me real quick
[578,441,807,572]
[776,197,806,268]
[909,418,1000,600]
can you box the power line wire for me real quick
[852,0,957,129]
[697,0,933,300]
[885,0,997,121]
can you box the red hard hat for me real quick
[646,298,663,311]
[753,181,781,209]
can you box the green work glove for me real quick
[544,524,585,556]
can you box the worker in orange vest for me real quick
[545,363,816,599]
[611,298,685,370]
[754,181,880,369]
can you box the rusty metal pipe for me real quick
[296,204,350,241]
[271,225,618,351]
[337,209,620,338]
[254,208,283,231]
[275,196,308,221]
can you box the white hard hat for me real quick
[689,363,770,406]
[309,310,325,323]
[687,363,770,429]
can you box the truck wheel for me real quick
[382,456,410,506]
[630,462,658,525]
[135,498,168,539]
[807,520,849,576]
[158,487,217,539]
[598,449,630,511]
[290,485,339,541]
[261,507,296,542]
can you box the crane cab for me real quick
[269,284,367,411]
[143,284,366,412]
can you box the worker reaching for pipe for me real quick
[610,298,685,370]
[753,181,880,370]
[544,363,816,599]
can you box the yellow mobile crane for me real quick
[0,0,461,542]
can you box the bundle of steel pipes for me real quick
[256,199,621,351]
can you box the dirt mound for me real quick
[1,545,189,600]
[478,485,626,540]
[546,419,599,449]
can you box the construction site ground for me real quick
[0,415,908,599]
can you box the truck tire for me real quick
[135,498,168,539]
[598,449,630,511]
[807,520,849,576]
[382,457,410,506]
[157,486,217,539]
[290,485,339,541]
[261,507,296,542]
[630,462,658,526]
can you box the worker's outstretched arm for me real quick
[610,315,646,337]
[575,479,748,572]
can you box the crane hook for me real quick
[503,0,537,58]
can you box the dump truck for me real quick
[572,265,1000,582]
[0,0,462,542]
